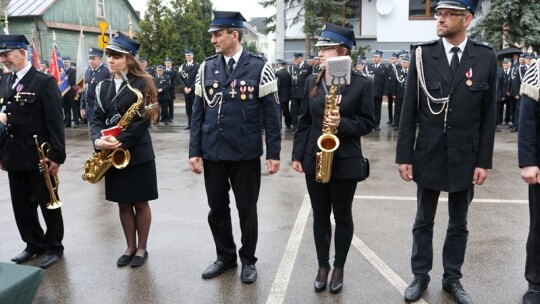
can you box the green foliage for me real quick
[471,0,540,51]
[243,41,259,53]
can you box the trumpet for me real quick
[34,135,63,209]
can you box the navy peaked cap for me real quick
[0,35,29,54]
[62,56,71,61]
[315,23,356,50]
[209,11,246,32]
[436,0,479,14]
[156,65,164,70]
[373,50,383,56]
[401,56,410,62]
[293,53,303,58]
[106,32,141,56]
[88,47,104,57]
[276,59,287,65]
[185,49,194,55]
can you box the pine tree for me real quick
[471,0,540,51]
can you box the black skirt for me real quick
[105,160,158,203]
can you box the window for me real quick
[409,0,439,20]
[97,0,105,19]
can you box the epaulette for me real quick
[249,52,267,62]
[352,70,368,79]
[472,40,495,50]
[204,54,219,61]
[410,39,438,51]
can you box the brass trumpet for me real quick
[34,135,63,209]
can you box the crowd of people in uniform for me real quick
[1,0,540,303]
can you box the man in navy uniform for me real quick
[510,54,527,132]
[155,65,172,125]
[365,50,389,131]
[179,49,200,130]
[392,55,409,130]
[386,52,400,126]
[288,52,312,129]
[396,0,496,303]
[80,47,110,123]
[497,57,512,126]
[275,59,292,129]
[139,57,155,78]
[61,56,79,128]
[0,35,66,269]
[164,57,177,122]
[189,10,281,284]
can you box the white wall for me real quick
[375,0,438,43]
[361,0,377,37]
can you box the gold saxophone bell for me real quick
[82,72,143,183]
[34,135,63,209]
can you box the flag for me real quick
[3,10,8,34]
[49,43,70,96]
[75,29,89,100]
[31,39,40,69]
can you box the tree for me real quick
[171,0,213,63]
[471,0,540,52]
[138,0,181,67]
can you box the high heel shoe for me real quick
[329,267,344,294]
[314,266,330,292]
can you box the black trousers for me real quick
[290,97,302,128]
[514,97,521,130]
[8,171,64,255]
[203,159,261,265]
[62,93,79,126]
[387,96,394,123]
[394,98,404,128]
[305,174,357,268]
[373,97,383,127]
[281,100,291,128]
[526,184,540,287]
[411,186,473,284]
[168,90,175,119]
[184,92,195,127]
[158,98,171,122]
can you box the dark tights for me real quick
[118,201,151,257]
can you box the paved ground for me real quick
[0,103,529,304]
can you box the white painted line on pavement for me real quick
[266,194,311,304]
[355,195,527,204]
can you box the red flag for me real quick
[31,40,40,69]
[49,44,60,82]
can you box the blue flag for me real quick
[51,44,70,96]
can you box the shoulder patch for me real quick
[411,39,438,49]
[204,54,219,61]
[471,40,495,50]
[352,70,368,79]
[249,52,267,62]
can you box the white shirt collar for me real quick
[442,37,468,64]
[14,62,32,83]
[224,47,243,66]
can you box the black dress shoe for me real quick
[523,288,540,304]
[314,266,330,292]
[374,126,381,131]
[130,251,148,267]
[11,251,39,263]
[404,278,429,302]
[329,267,343,294]
[117,252,136,266]
[511,128,518,133]
[184,126,190,130]
[241,264,257,283]
[443,282,473,304]
[39,254,62,269]
[202,260,238,278]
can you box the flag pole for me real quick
[3,9,9,34]
[128,12,133,38]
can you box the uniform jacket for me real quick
[164,68,178,96]
[189,49,281,161]
[289,62,313,99]
[179,61,200,92]
[496,67,512,101]
[365,63,389,98]
[292,71,375,180]
[275,67,292,103]
[392,66,408,99]
[145,67,156,78]
[80,64,110,113]
[155,74,172,101]
[518,60,540,167]
[511,64,527,97]
[91,77,155,166]
[0,67,66,170]
[64,66,77,98]
[396,38,497,192]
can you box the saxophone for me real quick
[316,85,340,183]
[82,72,144,183]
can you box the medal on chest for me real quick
[230,79,237,98]
[465,68,473,86]
[248,85,254,100]
[14,84,24,105]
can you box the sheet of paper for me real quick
[326,56,351,85]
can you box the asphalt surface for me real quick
[0,103,529,304]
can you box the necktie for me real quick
[450,47,460,76]
[9,73,17,89]
[227,58,235,76]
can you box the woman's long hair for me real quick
[105,49,159,122]
[310,46,351,98]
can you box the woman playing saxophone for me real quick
[90,32,159,267]
[291,23,374,294]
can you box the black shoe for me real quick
[393,126,398,130]
[241,264,257,283]
[117,252,136,266]
[202,260,238,278]
[184,126,190,130]
[39,254,62,269]
[374,126,381,131]
[314,266,330,292]
[511,128,518,133]
[443,282,473,304]
[524,288,540,304]
[11,250,40,263]
[387,121,392,124]
[130,251,148,267]
[404,278,429,302]
[329,267,343,294]
[495,128,501,132]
